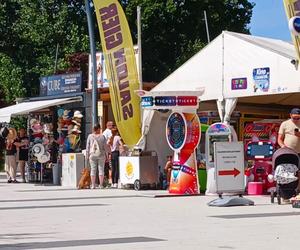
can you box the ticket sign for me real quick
[214,142,245,194]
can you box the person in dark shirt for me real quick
[15,128,29,182]
[5,128,17,183]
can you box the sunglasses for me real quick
[292,117,300,120]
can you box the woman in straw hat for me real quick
[5,128,18,183]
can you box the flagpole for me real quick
[85,0,98,126]
[137,6,143,90]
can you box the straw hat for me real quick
[72,119,81,126]
[73,110,83,119]
[7,128,17,140]
[71,125,81,134]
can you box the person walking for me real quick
[108,128,123,188]
[5,128,18,183]
[15,128,29,182]
[86,124,110,189]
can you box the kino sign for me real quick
[214,142,244,194]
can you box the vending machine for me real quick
[205,122,238,194]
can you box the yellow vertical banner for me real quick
[283,0,300,61]
[93,0,141,146]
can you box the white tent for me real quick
[152,31,300,105]
[143,31,300,167]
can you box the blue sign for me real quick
[289,16,300,35]
[141,96,153,107]
[40,72,82,96]
[253,67,270,92]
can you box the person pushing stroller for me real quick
[272,108,300,203]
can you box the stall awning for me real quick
[0,96,82,123]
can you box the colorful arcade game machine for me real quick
[243,121,280,193]
[137,89,205,195]
[205,122,238,194]
[166,112,201,194]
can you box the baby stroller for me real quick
[271,147,300,204]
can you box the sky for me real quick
[249,0,291,41]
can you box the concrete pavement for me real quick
[0,173,300,250]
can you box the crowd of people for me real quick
[2,107,300,193]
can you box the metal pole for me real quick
[137,6,143,90]
[85,0,98,126]
[204,10,210,43]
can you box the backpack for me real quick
[89,136,102,161]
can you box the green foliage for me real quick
[122,0,254,82]
[10,116,27,131]
[0,0,89,99]
[0,53,25,103]
[0,0,254,102]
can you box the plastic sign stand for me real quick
[166,112,201,194]
[207,142,254,207]
[208,195,254,207]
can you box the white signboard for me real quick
[119,156,140,185]
[214,142,244,193]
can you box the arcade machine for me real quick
[205,122,238,194]
[137,90,204,195]
[243,121,280,193]
[167,112,201,194]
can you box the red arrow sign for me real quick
[218,168,240,177]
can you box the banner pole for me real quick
[137,6,143,90]
[85,0,98,126]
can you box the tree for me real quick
[122,0,254,82]
[0,0,90,98]
[0,53,25,104]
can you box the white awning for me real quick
[0,96,82,123]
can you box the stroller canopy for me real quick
[272,147,300,170]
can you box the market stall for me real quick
[0,72,90,184]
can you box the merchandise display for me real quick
[27,108,84,183]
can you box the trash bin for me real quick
[52,163,60,185]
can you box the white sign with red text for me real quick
[214,142,245,193]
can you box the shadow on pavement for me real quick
[0,236,165,249]
[0,195,139,203]
[0,203,109,211]
[210,211,300,219]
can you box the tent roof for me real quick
[0,96,82,123]
[151,31,300,106]
[226,31,295,60]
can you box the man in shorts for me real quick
[15,128,29,182]
[278,108,300,194]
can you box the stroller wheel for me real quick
[277,195,281,205]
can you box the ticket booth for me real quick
[205,122,237,194]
